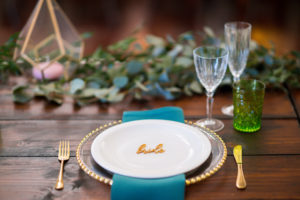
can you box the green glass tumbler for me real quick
[233,79,265,132]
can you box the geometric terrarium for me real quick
[14,0,84,80]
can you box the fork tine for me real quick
[61,141,66,159]
[67,141,70,157]
[64,140,66,157]
[58,140,61,157]
[65,140,68,157]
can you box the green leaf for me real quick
[155,83,175,100]
[108,37,136,52]
[78,88,98,98]
[135,81,149,92]
[126,60,143,75]
[75,97,98,106]
[175,56,193,68]
[168,45,183,59]
[178,32,195,43]
[74,88,101,105]
[0,32,21,83]
[32,83,64,104]
[264,55,274,66]
[146,35,165,46]
[152,46,165,57]
[166,87,181,93]
[113,76,128,88]
[166,34,175,44]
[106,87,125,102]
[158,71,170,83]
[279,71,291,83]
[134,91,142,99]
[156,56,172,69]
[273,66,283,76]
[183,85,193,96]
[109,93,125,102]
[90,47,114,61]
[46,94,63,104]
[94,88,111,99]
[12,85,33,103]
[87,81,100,89]
[182,45,193,57]
[189,80,203,93]
[70,78,85,94]
[203,26,215,37]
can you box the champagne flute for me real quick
[221,22,252,116]
[193,46,228,132]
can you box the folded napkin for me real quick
[111,107,186,200]
[122,106,185,123]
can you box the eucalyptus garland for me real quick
[1,27,300,105]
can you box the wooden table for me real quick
[1,85,300,200]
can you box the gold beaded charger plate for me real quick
[76,120,227,186]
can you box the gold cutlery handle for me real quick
[55,160,65,190]
[236,163,247,189]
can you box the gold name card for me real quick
[136,144,165,154]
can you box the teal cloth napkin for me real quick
[122,106,185,123]
[111,106,186,200]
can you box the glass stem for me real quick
[233,76,240,83]
[206,92,214,122]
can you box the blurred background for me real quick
[0,0,299,55]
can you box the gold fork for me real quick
[55,140,70,190]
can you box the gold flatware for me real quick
[55,140,70,190]
[233,145,246,189]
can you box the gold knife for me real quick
[233,145,247,189]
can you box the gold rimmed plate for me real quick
[76,120,227,186]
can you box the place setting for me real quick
[74,107,227,199]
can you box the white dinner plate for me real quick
[91,119,212,179]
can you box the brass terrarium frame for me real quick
[14,0,84,79]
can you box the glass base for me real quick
[195,118,224,132]
[221,105,233,116]
[233,124,261,133]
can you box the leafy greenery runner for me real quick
[1,28,299,105]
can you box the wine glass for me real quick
[193,46,228,132]
[221,22,252,116]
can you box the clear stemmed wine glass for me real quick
[193,46,228,132]
[221,22,252,116]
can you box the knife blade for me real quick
[233,145,246,189]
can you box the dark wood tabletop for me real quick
[0,82,300,200]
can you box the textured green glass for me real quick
[233,79,265,132]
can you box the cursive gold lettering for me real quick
[136,144,165,154]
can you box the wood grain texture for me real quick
[146,89,297,119]
[1,156,300,200]
[187,156,300,200]
[0,157,110,200]
[0,119,300,157]
[219,119,300,156]
[0,88,296,120]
